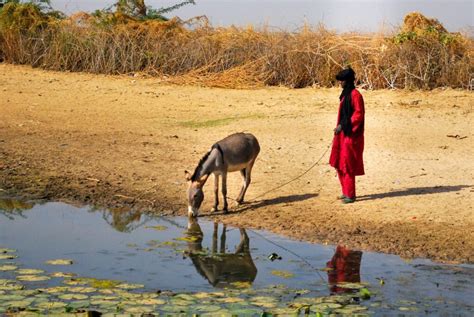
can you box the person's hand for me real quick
[334,124,342,135]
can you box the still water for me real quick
[0,199,473,315]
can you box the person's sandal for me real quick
[342,197,356,204]
[337,195,348,199]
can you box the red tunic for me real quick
[329,89,365,176]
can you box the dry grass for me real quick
[0,4,472,89]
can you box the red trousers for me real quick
[337,170,355,198]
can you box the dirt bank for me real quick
[0,64,473,263]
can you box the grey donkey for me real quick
[185,133,260,217]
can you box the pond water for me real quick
[0,198,473,315]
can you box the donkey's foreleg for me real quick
[221,173,228,213]
[211,174,219,212]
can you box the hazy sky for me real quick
[51,0,473,32]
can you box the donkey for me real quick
[185,217,257,288]
[185,133,260,217]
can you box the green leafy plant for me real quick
[105,0,195,21]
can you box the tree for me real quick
[111,0,195,20]
[0,0,52,11]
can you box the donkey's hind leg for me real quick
[236,169,247,204]
[237,159,255,204]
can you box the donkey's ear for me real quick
[184,170,192,181]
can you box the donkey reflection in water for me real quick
[185,133,260,216]
[185,217,257,288]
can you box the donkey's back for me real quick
[215,133,260,172]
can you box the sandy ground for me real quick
[0,64,473,263]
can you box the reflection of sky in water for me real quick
[1,201,473,314]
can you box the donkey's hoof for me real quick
[223,208,229,214]
[210,207,218,213]
[234,200,246,207]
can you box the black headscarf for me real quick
[336,68,356,136]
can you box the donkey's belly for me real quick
[227,162,249,172]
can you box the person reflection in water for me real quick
[185,217,257,288]
[326,245,362,294]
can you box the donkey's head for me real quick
[185,171,209,217]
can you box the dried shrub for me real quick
[0,6,472,89]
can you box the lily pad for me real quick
[0,294,27,301]
[3,300,33,308]
[0,264,18,271]
[251,301,277,308]
[58,293,89,300]
[17,269,45,275]
[67,300,91,309]
[0,278,16,285]
[334,305,369,314]
[271,307,300,315]
[193,292,212,299]
[311,303,343,311]
[399,306,418,312]
[229,308,263,315]
[89,278,120,289]
[0,284,24,291]
[63,278,89,286]
[11,289,40,296]
[231,281,252,288]
[201,309,232,317]
[115,290,141,299]
[90,299,120,306]
[67,286,97,293]
[193,304,222,312]
[159,241,180,247]
[135,298,166,305]
[123,305,155,313]
[144,225,168,231]
[33,297,51,305]
[159,305,189,313]
[336,282,367,289]
[37,301,68,309]
[271,270,295,279]
[174,294,196,301]
[170,298,195,306]
[0,254,17,260]
[140,293,160,299]
[45,259,73,265]
[98,289,115,295]
[90,295,119,300]
[17,275,51,282]
[0,248,16,253]
[219,297,245,303]
[39,286,69,294]
[174,236,199,242]
[116,283,144,290]
[50,272,76,278]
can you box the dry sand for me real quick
[0,64,473,263]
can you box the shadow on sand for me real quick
[357,185,472,201]
[203,193,318,216]
[232,193,318,213]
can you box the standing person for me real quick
[329,67,365,204]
